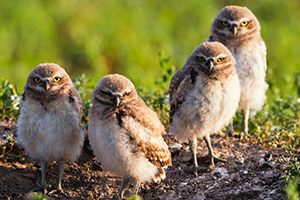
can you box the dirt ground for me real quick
[0,119,288,200]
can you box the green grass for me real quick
[1,0,300,97]
[0,78,20,119]
[0,0,300,197]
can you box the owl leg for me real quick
[241,109,249,134]
[189,136,199,176]
[116,178,130,200]
[133,179,141,196]
[34,160,48,193]
[227,120,235,136]
[56,161,65,191]
[48,161,67,196]
[204,134,227,168]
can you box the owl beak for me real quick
[231,24,238,36]
[43,80,51,91]
[206,59,214,71]
[113,95,121,106]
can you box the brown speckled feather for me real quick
[169,65,199,123]
[102,97,172,168]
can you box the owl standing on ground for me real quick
[208,5,268,135]
[17,63,84,195]
[169,42,240,175]
[88,74,172,199]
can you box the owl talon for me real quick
[113,196,123,200]
[209,155,227,169]
[33,184,47,194]
[185,165,210,176]
[227,130,235,137]
[48,189,68,197]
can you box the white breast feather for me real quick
[17,97,84,162]
[232,41,268,111]
[88,115,159,182]
[169,73,240,140]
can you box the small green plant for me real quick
[138,50,176,127]
[286,177,300,200]
[1,132,16,158]
[235,94,300,147]
[83,160,92,172]
[32,192,47,200]
[126,195,141,200]
[1,133,27,163]
[72,74,94,128]
[282,145,300,184]
[155,50,176,91]
[138,87,170,126]
[0,78,20,119]
[2,132,16,150]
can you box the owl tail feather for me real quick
[153,167,166,182]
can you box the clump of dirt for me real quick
[0,119,287,199]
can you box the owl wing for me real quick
[169,66,198,122]
[118,99,172,168]
[68,88,83,118]
[258,38,267,72]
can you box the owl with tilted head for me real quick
[208,5,268,135]
[169,41,240,176]
[88,74,172,199]
[17,63,84,195]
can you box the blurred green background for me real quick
[0,0,300,97]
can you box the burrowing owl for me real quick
[88,74,172,199]
[169,42,240,175]
[17,63,84,195]
[209,5,268,135]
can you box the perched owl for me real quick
[208,5,268,135]
[169,42,240,175]
[17,63,84,195]
[88,74,172,199]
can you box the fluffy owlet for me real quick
[88,74,172,199]
[169,42,240,175]
[208,5,268,135]
[17,63,85,195]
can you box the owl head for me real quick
[92,74,138,107]
[186,41,236,78]
[211,5,260,40]
[24,63,73,101]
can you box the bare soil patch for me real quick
[0,119,287,199]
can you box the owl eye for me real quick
[217,57,225,62]
[34,77,41,83]
[101,90,112,96]
[241,21,249,27]
[123,91,131,97]
[222,21,230,27]
[198,56,205,61]
[53,77,61,83]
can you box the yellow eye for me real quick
[34,77,41,83]
[217,57,225,62]
[241,21,249,27]
[198,56,205,61]
[123,91,131,96]
[222,21,229,27]
[53,77,61,83]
